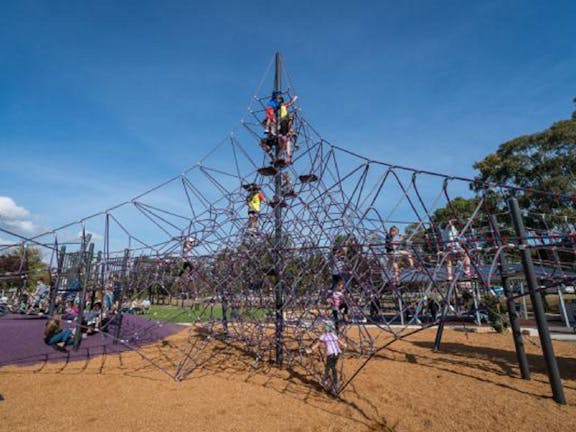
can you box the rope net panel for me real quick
[1,54,575,393]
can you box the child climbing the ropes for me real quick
[259,136,275,155]
[263,92,280,134]
[281,172,295,197]
[183,236,196,252]
[277,116,297,164]
[277,95,298,163]
[441,220,471,280]
[330,244,349,291]
[270,173,296,207]
[307,320,347,394]
[247,187,267,232]
[328,279,348,333]
[179,236,196,277]
[277,94,298,124]
[44,315,75,352]
[385,226,414,284]
[263,93,298,136]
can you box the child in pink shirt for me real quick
[308,321,347,394]
[328,279,348,333]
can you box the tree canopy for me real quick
[430,196,483,226]
[0,246,48,292]
[473,100,576,218]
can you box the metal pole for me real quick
[220,282,229,335]
[472,283,481,326]
[489,214,530,380]
[508,198,565,404]
[18,244,28,308]
[113,249,130,345]
[433,282,455,351]
[48,245,67,316]
[90,250,102,307]
[558,288,570,328]
[520,282,528,319]
[273,51,284,366]
[74,235,94,350]
[398,293,404,326]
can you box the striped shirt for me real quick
[320,332,341,356]
[330,290,345,309]
[331,256,346,275]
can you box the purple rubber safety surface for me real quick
[0,313,185,367]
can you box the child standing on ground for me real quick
[308,320,347,394]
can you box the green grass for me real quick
[146,304,272,323]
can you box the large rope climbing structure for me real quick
[1,53,574,401]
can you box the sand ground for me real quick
[1,328,576,432]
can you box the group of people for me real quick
[244,92,300,233]
[0,278,51,316]
[45,298,112,352]
[313,221,472,392]
[377,221,475,283]
[40,273,127,351]
[262,92,298,164]
[318,221,476,356]
[24,278,49,315]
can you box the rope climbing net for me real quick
[1,54,575,395]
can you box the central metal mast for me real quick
[273,52,284,366]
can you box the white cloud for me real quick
[0,196,30,220]
[4,219,41,235]
[0,197,44,238]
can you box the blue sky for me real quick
[1,0,575,242]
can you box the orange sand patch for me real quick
[1,328,575,432]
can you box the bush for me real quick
[482,293,509,333]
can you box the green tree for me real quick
[0,246,48,292]
[473,99,576,221]
[431,196,483,226]
[405,196,486,262]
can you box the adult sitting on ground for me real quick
[44,315,75,352]
[123,299,142,314]
[141,298,151,313]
